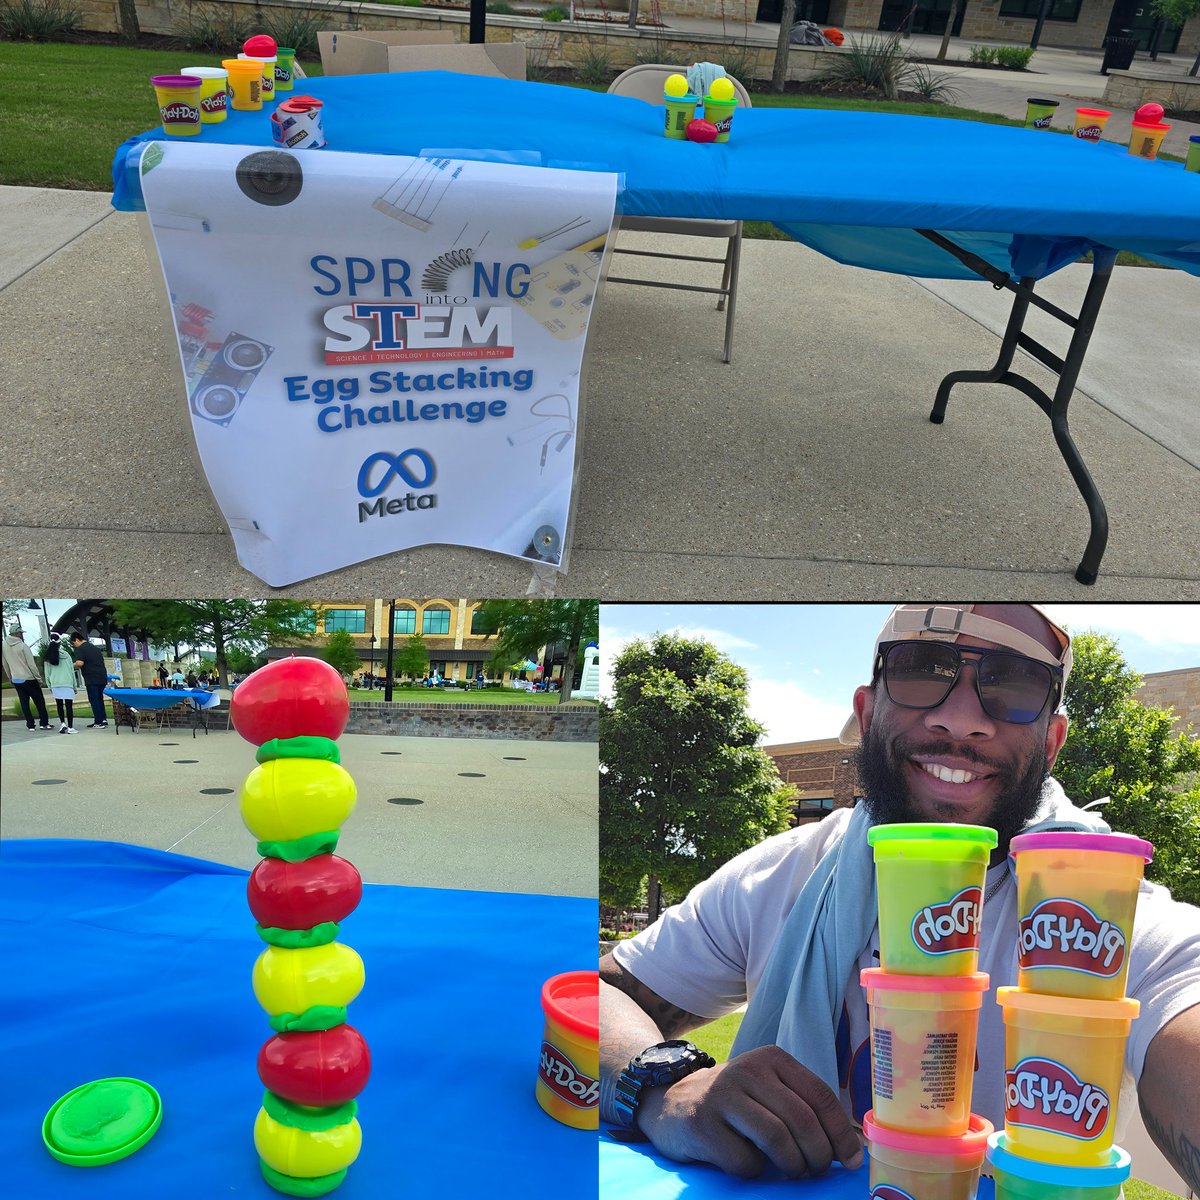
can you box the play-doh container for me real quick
[861,969,989,1136]
[864,1110,992,1200]
[868,824,997,975]
[1011,831,1152,1000]
[536,970,598,1129]
[997,987,1138,1166]
[988,1131,1131,1200]
[180,66,228,123]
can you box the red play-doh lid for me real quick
[278,96,323,114]
[541,971,598,1040]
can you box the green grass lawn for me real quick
[686,1011,1179,1199]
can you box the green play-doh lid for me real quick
[868,822,998,847]
[43,1077,162,1166]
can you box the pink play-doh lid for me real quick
[1009,831,1153,862]
[864,1110,993,1157]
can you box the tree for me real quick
[323,630,360,679]
[1149,0,1200,74]
[107,600,314,687]
[225,646,264,677]
[394,634,429,682]
[600,633,796,923]
[937,0,964,60]
[474,600,599,705]
[771,0,798,92]
[1055,631,1200,905]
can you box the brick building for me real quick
[1137,666,1200,736]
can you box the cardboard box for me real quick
[318,30,526,79]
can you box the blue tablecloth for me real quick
[601,1129,997,1199]
[0,840,595,1199]
[104,687,220,710]
[111,71,1200,280]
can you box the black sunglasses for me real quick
[875,640,1062,725]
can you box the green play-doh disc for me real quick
[43,1077,162,1166]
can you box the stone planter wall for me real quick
[344,700,599,740]
[1104,68,1200,115]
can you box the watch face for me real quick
[639,1045,685,1067]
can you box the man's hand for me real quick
[636,1044,864,1180]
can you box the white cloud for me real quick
[749,678,850,746]
[1041,605,1200,650]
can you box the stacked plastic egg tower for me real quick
[989,832,1153,1200]
[231,656,370,1198]
[861,823,999,1200]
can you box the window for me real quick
[999,0,1080,21]
[392,606,416,635]
[295,609,317,633]
[422,607,450,635]
[470,607,494,635]
[324,609,366,634]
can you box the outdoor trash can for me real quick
[1101,35,1137,75]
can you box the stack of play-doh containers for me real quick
[232,657,370,1198]
[990,831,1153,1199]
[863,824,998,1200]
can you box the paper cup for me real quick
[988,1132,1131,1200]
[868,824,997,975]
[703,96,737,143]
[1025,98,1059,129]
[1011,831,1151,1000]
[663,93,698,139]
[997,988,1138,1167]
[1128,120,1171,160]
[275,48,296,92]
[861,969,989,1136]
[222,58,263,110]
[1186,135,1200,173]
[151,74,202,137]
[864,1110,992,1200]
[1071,107,1111,143]
[536,971,598,1130]
[180,66,228,124]
[240,52,277,104]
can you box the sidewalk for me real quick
[1,34,1196,598]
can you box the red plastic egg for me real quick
[230,657,350,745]
[258,1024,372,1106]
[686,119,719,143]
[1135,102,1164,124]
[248,854,363,930]
[244,33,278,57]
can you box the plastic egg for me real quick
[254,1108,362,1177]
[664,73,689,97]
[709,77,736,101]
[258,1025,372,1106]
[230,656,350,746]
[686,119,719,143]
[241,758,356,843]
[252,941,365,1017]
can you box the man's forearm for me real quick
[1138,1005,1200,1195]
[599,978,672,1123]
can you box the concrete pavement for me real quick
[1,33,1197,598]
[0,716,598,897]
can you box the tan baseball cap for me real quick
[838,604,1071,745]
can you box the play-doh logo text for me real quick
[1005,1057,1109,1138]
[911,887,982,954]
[1018,898,1126,976]
[870,1187,916,1200]
[538,1042,598,1110]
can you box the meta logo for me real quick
[323,302,515,366]
[911,886,982,955]
[356,449,437,523]
[1018,898,1126,977]
[1005,1057,1109,1139]
[538,1042,598,1110]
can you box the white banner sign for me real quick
[138,141,618,586]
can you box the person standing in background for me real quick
[71,633,109,729]
[2,625,52,731]
[43,632,82,734]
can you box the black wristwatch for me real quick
[612,1040,716,1130]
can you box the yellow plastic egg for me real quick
[253,942,365,1017]
[254,1108,362,1177]
[664,73,689,97]
[709,76,735,101]
[240,757,356,842]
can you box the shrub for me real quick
[820,33,909,100]
[906,62,962,104]
[0,0,80,40]
[575,42,614,84]
[543,4,568,19]
[969,45,997,64]
[994,46,1034,70]
[264,5,325,55]
[172,1,257,52]
[719,43,759,87]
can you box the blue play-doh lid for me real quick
[987,1132,1131,1188]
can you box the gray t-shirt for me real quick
[612,808,1200,1132]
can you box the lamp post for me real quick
[369,635,377,689]
[385,601,396,703]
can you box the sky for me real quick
[599,604,1200,746]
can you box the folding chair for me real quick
[605,64,752,364]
